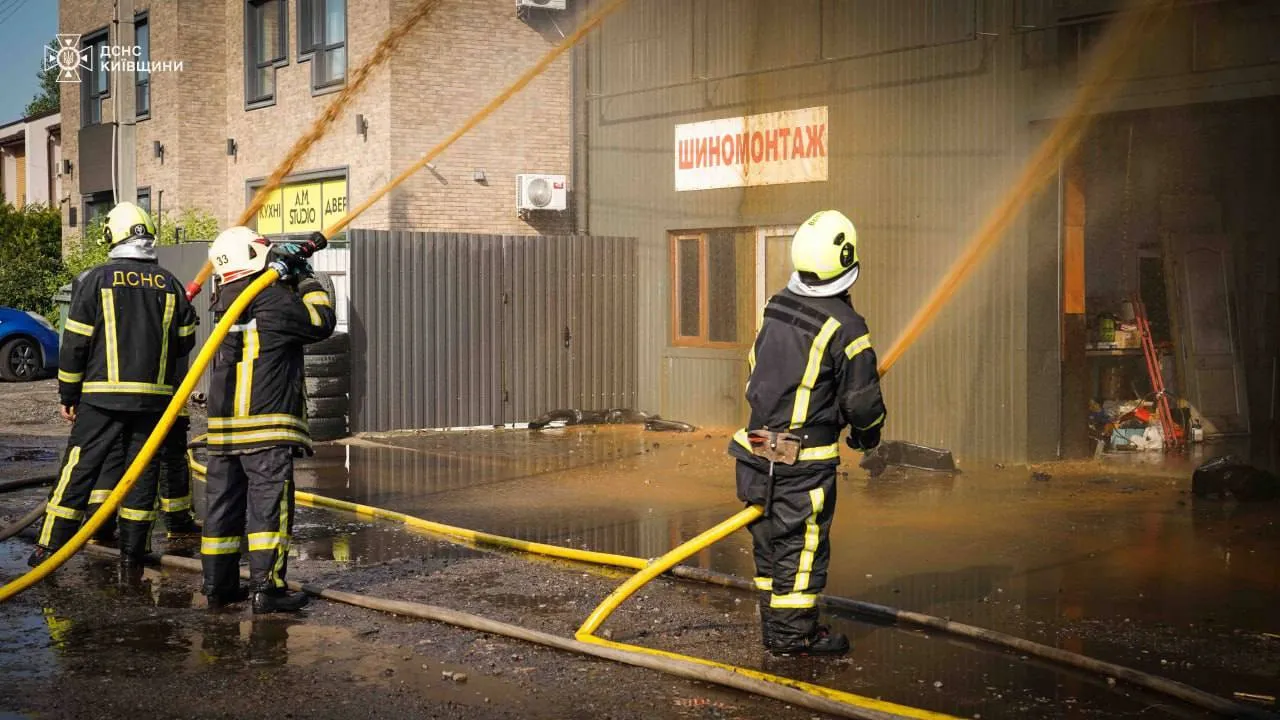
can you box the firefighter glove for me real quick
[847,427,881,452]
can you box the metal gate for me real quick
[349,230,638,432]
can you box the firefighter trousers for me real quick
[88,416,196,533]
[201,447,296,595]
[736,460,837,644]
[39,404,162,558]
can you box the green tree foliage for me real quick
[0,204,64,317]
[24,56,61,117]
[157,208,221,244]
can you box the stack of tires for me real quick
[303,271,349,441]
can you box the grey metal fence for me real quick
[155,242,213,395]
[349,231,639,432]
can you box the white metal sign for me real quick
[674,106,828,192]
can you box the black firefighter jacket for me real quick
[58,259,198,412]
[730,288,886,467]
[206,275,336,455]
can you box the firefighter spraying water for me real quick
[729,210,886,656]
[199,228,336,613]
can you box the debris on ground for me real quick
[1031,472,1051,482]
[1191,456,1280,501]
[859,441,957,478]
[528,408,696,433]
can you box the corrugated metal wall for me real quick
[584,0,1043,461]
[349,231,639,432]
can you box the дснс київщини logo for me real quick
[45,34,92,83]
[43,34,183,83]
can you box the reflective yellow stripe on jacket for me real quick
[789,317,841,428]
[235,325,260,417]
[156,292,176,384]
[64,318,94,336]
[83,381,173,395]
[302,291,331,327]
[100,289,119,382]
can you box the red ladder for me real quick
[1132,296,1183,451]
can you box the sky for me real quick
[0,0,58,124]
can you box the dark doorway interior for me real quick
[1064,96,1280,455]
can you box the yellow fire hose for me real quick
[573,506,957,720]
[67,543,919,720]
[0,0,629,605]
[182,447,1264,719]
[178,453,954,719]
[0,269,282,603]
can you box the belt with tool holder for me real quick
[746,426,839,516]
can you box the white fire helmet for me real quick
[209,226,271,284]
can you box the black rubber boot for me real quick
[206,585,251,610]
[118,555,146,588]
[762,607,851,657]
[252,587,309,614]
[87,509,118,546]
[164,513,203,539]
[27,545,52,568]
[779,625,851,657]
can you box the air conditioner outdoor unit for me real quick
[516,173,568,212]
[517,0,567,10]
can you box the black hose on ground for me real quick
[0,503,47,543]
[668,566,1273,719]
[0,475,56,494]
[6,467,1266,717]
[0,477,54,543]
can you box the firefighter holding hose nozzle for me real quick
[729,210,886,656]
[200,228,335,613]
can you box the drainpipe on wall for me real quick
[571,31,589,236]
[114,0,138,206]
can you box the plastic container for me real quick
[1098,315,1117,343]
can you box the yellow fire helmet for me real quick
[102,201,157,248]
[790,209,859,297]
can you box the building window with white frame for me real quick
[298,0,346,91]
[245,0,287,108]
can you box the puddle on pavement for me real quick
[0,543,529,711]
[268,427,1280,714]
[0,448,59,464]
[7,425,1279,718]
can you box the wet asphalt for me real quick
[1,398,1279,719]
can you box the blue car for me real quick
[0,307,60,382]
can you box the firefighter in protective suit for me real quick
[30,201,198,575]
[86,365,202,545]
[200,227,335,613]
[729,210,886,656]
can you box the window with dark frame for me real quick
[245,0,287,107]
[298,0,346,90]
[136,187,152,214]
[81,30,110,126]
[83,191,113,230]
[670,230,756,348]
[135,14,150,119]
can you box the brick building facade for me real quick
[58,0,573,246]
